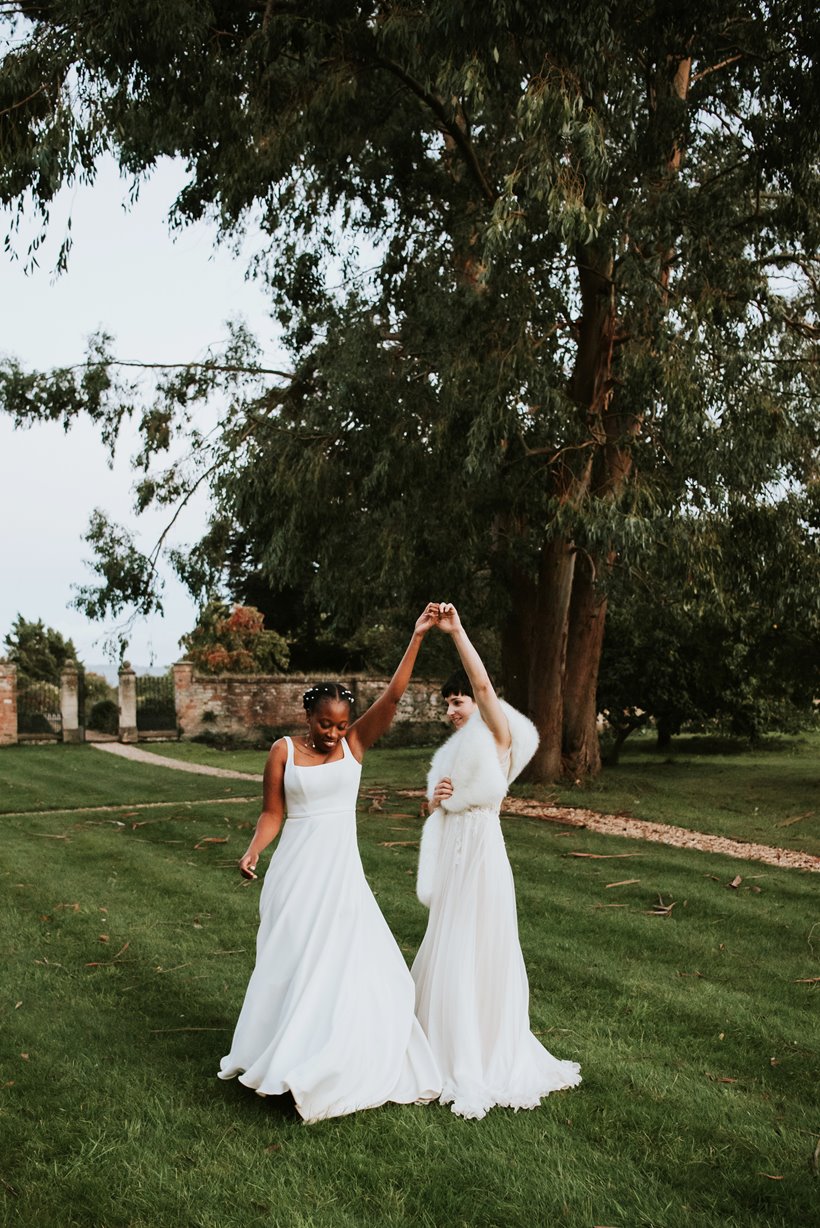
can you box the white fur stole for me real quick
[416,700,538,907]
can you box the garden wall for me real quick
[0,662,17,746]
[172,662,447,745]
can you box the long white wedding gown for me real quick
[412,711,581,1120]
[218,735,441,1122]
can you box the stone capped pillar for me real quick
[60,662,83,744]
[118,662,138,743]
[172,661,194,738]
[0,661,17,746]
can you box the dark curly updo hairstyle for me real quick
[441,668,473,701]
[303,682,356,713]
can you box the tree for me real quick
[1,2,819,779]
[180,602,289,674]
[3,615,79,684]
[599,497,820,755]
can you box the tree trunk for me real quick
[523,536,577,781]
[500,565,536,714]
[562,550,606,778]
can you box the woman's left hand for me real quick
[435,602,462,635]
[415,603,441,636]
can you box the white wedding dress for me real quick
[412,705,581,1119]
[218,735,441,1122]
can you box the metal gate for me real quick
[16,679,61,739]
[136,672,176,734]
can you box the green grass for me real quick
[0,750,818,1228]
[549,731,820,857]
[0,745,257,814]
[146,731,820,855]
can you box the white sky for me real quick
[0,156,282,678]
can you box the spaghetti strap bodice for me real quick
[283,735,362,820]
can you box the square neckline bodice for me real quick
[284,734,353,769]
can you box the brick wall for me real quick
[172,662,447,743]
[0,662,17,746]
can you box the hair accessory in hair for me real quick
[303,683,356,712]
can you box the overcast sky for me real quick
[0,156,282,677]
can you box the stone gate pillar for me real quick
[60,662,83,744]
[118,662,138,743]
[0,661,17,746]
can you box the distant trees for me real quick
[3,615,78,684]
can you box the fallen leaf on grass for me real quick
[2,1080,14,1088]
[15,1001,22,1009]
[758,1174,783,1180]
[645,895,676,916]
[98,934,109,943]
[378,840,419,849]
[706,1074,737,1083]
[795,976,820,984]
[605,879,640,889]
[777,809,814,828]
[265,1143,281,1153]
[728,875,743,889]
[676,971,704,978]
[194,837,229,849]
[32,833,70,840]
[54,902,81,912]
[19,1053,29,1061]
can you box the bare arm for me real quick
[346,604,439,759]
[238,739,287,878]
[437,603,511,755]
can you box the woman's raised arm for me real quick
[346,604,439,759]
[437,603,511,754]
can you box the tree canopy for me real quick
[1,1,818,778]
[3,614,79,684]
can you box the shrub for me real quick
[87,699,119,735]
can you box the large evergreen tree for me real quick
[1,2,818,779]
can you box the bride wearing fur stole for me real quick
[412,604,581,1120]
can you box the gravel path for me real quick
[92,741,263,781]
[499,798,820,873]
[92,743,818,873]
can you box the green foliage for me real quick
[180,602,289,674]
[2,2,819,763]
[3,614,79,684]
[599,497,820,749]
[87,697,118,735]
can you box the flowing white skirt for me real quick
[219,808,441,1122]
[411,806,581,1120]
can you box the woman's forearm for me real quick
[450,626,493,697]
[383,629,426,706]
[247,811,283,857]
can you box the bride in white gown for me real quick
[219,608,442,1123]
[412,603,581,1119]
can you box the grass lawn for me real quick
[550,731,820,857]
[0,745,257,814]
[145,731,820,856]
[0,750,817,1227]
